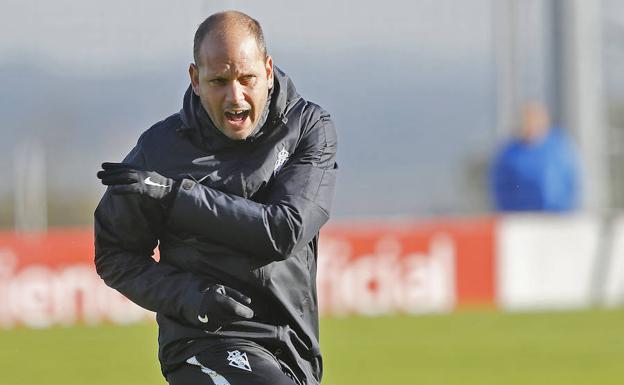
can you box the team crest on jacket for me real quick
[227,350,252,372]
[273,146,290,175]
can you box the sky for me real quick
[1,0,492,73]
[0,0,509,224]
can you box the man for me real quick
[491,101,579,212]
[95,11,337,385]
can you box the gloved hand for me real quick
[97,162,178,203]
[197,284,254,331]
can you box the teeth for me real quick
[227,110,246,115]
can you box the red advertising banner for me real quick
[0,218,496,328]
[318,218,496,315]
[0,229,151,328]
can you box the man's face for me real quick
[189,31,273,140]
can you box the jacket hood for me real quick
[178,66,300,152]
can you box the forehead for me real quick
[197,32,264,75]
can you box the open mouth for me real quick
[224,110,250,125]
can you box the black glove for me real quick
[97,162,178,203]
[197,284,254,331]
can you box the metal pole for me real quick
[14,139,47,233]
[558,0,608,212]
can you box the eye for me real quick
[208,78,227,86]
[239,75,256,86]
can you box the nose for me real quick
[225,81,244,105]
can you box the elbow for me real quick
[94,245,109,280]
[267,215,304,261]
[264,204,329,261]
[93,246,140,289]
[94,248,120,288]
[271,236,301,261]
[264,204,306,261]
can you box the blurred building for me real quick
[0,0,623,229]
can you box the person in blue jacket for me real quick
[491,102,580,212]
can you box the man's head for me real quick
[519,101,550,144]
[189,11,274,140]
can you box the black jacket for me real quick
[94,68,337,385]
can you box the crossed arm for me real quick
[94,114,337,323]
[167,115,337,260]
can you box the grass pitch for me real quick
[1,308,623,385]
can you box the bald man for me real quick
[95,11,337,385]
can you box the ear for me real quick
[189,63,200,95]
[265,56,274,89]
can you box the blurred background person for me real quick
[490,101,580,212]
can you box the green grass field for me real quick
[1,308,623,385]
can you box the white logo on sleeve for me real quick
[227,350,252,372]
[273,147,290,175]
[144,176,170,188]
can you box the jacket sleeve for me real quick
[166,113,338,261]
[94,144,207,324]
